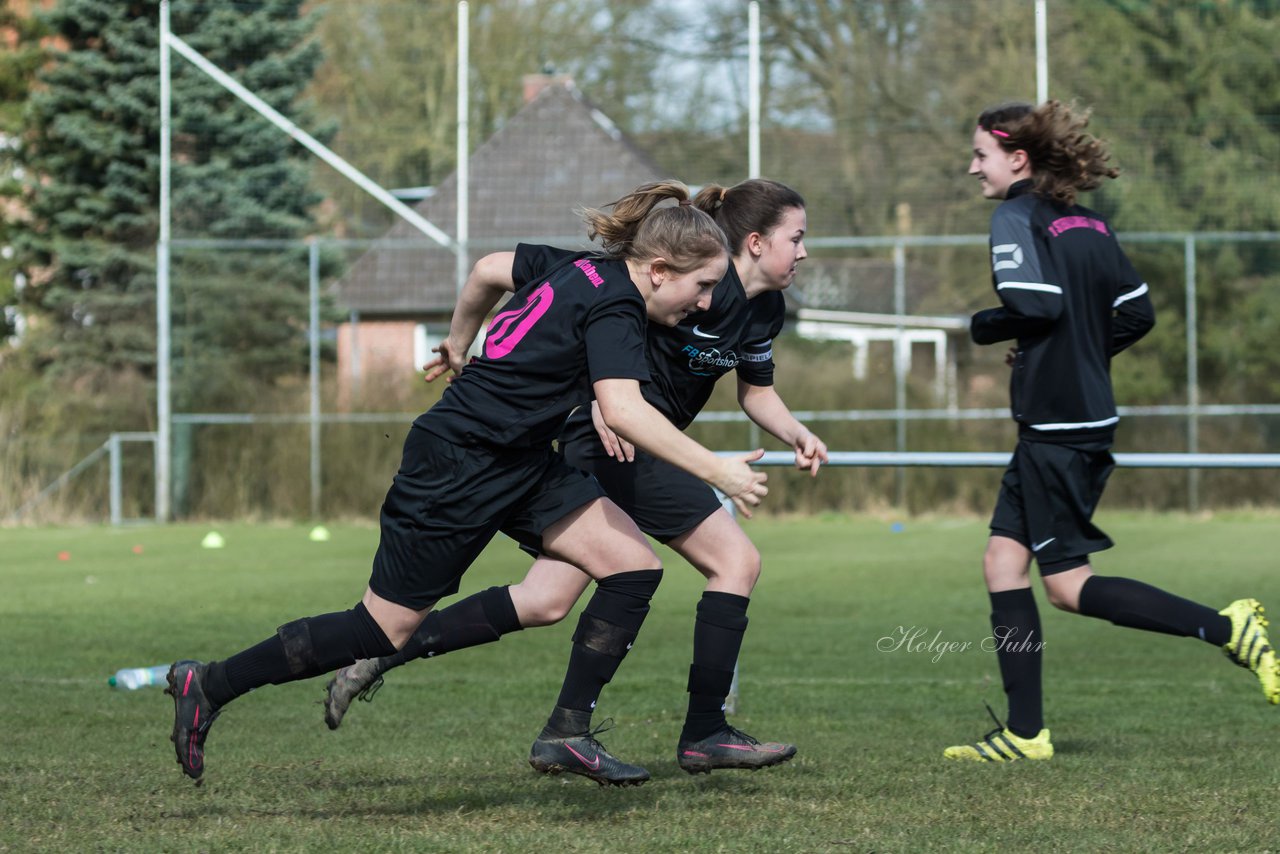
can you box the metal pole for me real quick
[1035,0,1048,104]
[456,1,469,296]
[109,434,122,527]
[309,240,321,520]
[893,241,907,507]
[349,309,361,397]
[1185,235,1199,511]
[717,490,741,715]
[156,1,172,522]
[747,1,760,178]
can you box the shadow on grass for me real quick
[158,759,800,821]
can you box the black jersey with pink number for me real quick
[514,244,785,435]
[417,254,650,448]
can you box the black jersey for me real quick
[970,180,1155,442]
[513,244,785,435]
[418,251,650,448]
[652,265,783,428]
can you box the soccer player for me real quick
[323,179,826,781]
[944,101,1280,763]
[164,181,771,785]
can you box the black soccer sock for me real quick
[542,568,662,738]
[385,586,523,670]
[206,602,397,707]
[1078,575,1231,645]
[681,591,750,743]
[989,588,1043,739]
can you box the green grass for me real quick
[3,513,1279,852]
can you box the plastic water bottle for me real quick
[109,664,170,690]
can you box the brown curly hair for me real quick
[977,100,1120,206]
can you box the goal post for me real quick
[155,0,469,520]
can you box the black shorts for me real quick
[989,437,1115,575]
[369,426,606,609]
[562,433,721,544]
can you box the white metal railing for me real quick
[9,432,157,525]
[723,450,1280,469]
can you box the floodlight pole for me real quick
[157,1,172,522]
[457,2,470,297]
[747,1,760,178]
[1035,0,1048,104]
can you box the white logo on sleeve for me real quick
[992,243,1024,272]
[1031,537,1056,552]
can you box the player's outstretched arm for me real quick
[423,252,517,382]
[737,381,828,476]
[594,378,768,517]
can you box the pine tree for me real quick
[14,0,325,410]
[0,4,48,344]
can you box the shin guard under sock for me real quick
[682,591,750,742]
[989,588,1043,739]
[389,586,522,669]
[207,602,396,706]
[542,569,662,738]
[1078,575,1231,645]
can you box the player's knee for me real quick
[723,545,762,589]
[695,542,761,590]
[982,560,1025,591]
[521,595,575,627]
[1040,560,1090,613]
[983,543,1029,589]
[609,539,663,572]
[1044,584,1080,613]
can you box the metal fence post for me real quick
[893,241,907,508]
[309,239,322,520]
[109,434,122,527]
[1185,234,1199,512]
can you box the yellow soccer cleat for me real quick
[944,704,1053,762]
[944,727,1053,762]
[1219,598,1280,704]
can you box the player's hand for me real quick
[423,338,469,383]
[793,430,829,477]
[1005,347,1017,367]
[591,400,635,462]
[714,448,769,519]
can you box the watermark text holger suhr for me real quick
[877,626,1046,664]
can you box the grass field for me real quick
[3,513,1279,852]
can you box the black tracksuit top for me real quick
[970,180,1156,443]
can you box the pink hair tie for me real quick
[990,128,1010,138]
[678,198,691,206]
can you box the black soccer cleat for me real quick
[529,720,650,787]
[323,658,387,730]
[165,660,221,781]
[676,725,797,774]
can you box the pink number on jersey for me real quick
[484,282,555,359]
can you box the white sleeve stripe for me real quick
[1029,416,1120,431]
[1113,282,1149,307]
[996,282,1063,294]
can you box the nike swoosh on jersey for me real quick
[1031,537,1056,552]
[690,325,718,339]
